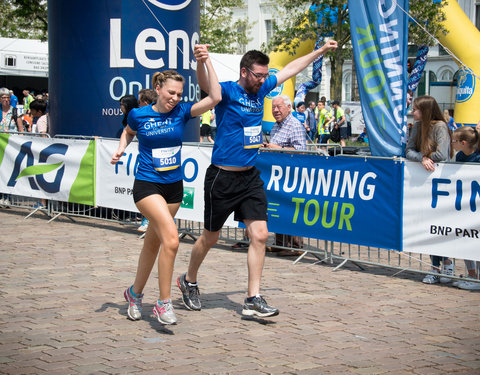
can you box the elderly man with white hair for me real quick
[265,94,306,256]
[266,95,307,151]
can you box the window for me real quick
[5,56,16,67]
[265,19,276,45]
[439,69,453,81]
[344,72,352,102]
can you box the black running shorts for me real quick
[203,165,268,232]
[132,179,183,204]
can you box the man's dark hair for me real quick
[240,50,269,70]
[30,99,47,114]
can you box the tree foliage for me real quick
[0,0,48,41]
[266,0,448,100]
[200,0,252,54]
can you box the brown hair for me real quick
[453,126,480,151]
[151,70,184,89]
[412,95,453,158]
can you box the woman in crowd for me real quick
[406,95,454,284]
[0,87,24,132]
[117,95,139,138]
[110,45,221,325]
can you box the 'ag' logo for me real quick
[7,141,67,193]
[146,0,192,11]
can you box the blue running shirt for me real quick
[212,75,278,167]
[128,102,193,183]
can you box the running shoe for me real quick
[153,299,177,325]
[242,295,279,317]
[456,281,480,290]
[440,262,454,283]
[124,286,143,320]
[422,273,440,284]
[137,218,149,233]
[177,272,201,311]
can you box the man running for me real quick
[178,40,338,317]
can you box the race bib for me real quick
[243,125,263,149]
[152,146,181,171]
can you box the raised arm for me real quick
[194,44,211,94]
[191,46,222,118]
[275,40,338,86]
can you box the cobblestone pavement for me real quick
[0,208,479,375]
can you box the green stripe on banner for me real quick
[69,140,96,205]
[0,133,11,167]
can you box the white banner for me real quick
[0,134,95,204]
[403,161,480,261]
[95,140,237,226]
[95,138,139,212]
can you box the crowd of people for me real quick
[0,87,49,135]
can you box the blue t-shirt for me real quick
[292,111,306,124]
[212,75,278,167]
[455,150,480,163]
[128,102,193,183]
[10,95,18,108]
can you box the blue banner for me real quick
[49,0,200,140]
[347,0,409,157]
[257,152,403,250]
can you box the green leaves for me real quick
[200,0,252,53]
[0,0,47,41]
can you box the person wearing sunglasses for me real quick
[178,41,338,318]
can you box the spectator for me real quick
[9,90,17,108]
[345,107,352,139]
[443,109,457,131]
[22,90,34,115]
[265,95,306,256]
[305,101,317,143]
[330,100,346,147]
[451,125,480,290]
[138,89,157,107]
[1,87,24,132]
[316,100,332,145]
[30,99,48,135]
[405,95,454,284]
[200,109,214,143]
[118,95,138,138]
[356,127,369,144]
[292,102,309,141]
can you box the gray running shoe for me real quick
[177,272,201,311]
[242,295,279,317]
[422,274,440,284]
[124,286,143,320]
[153,299,177,325]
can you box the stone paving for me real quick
[0,208,479,375]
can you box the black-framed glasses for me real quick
[246,67,269,80]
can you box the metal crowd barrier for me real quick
[0,134,477,286]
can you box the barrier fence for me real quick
[0,133,478,285]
